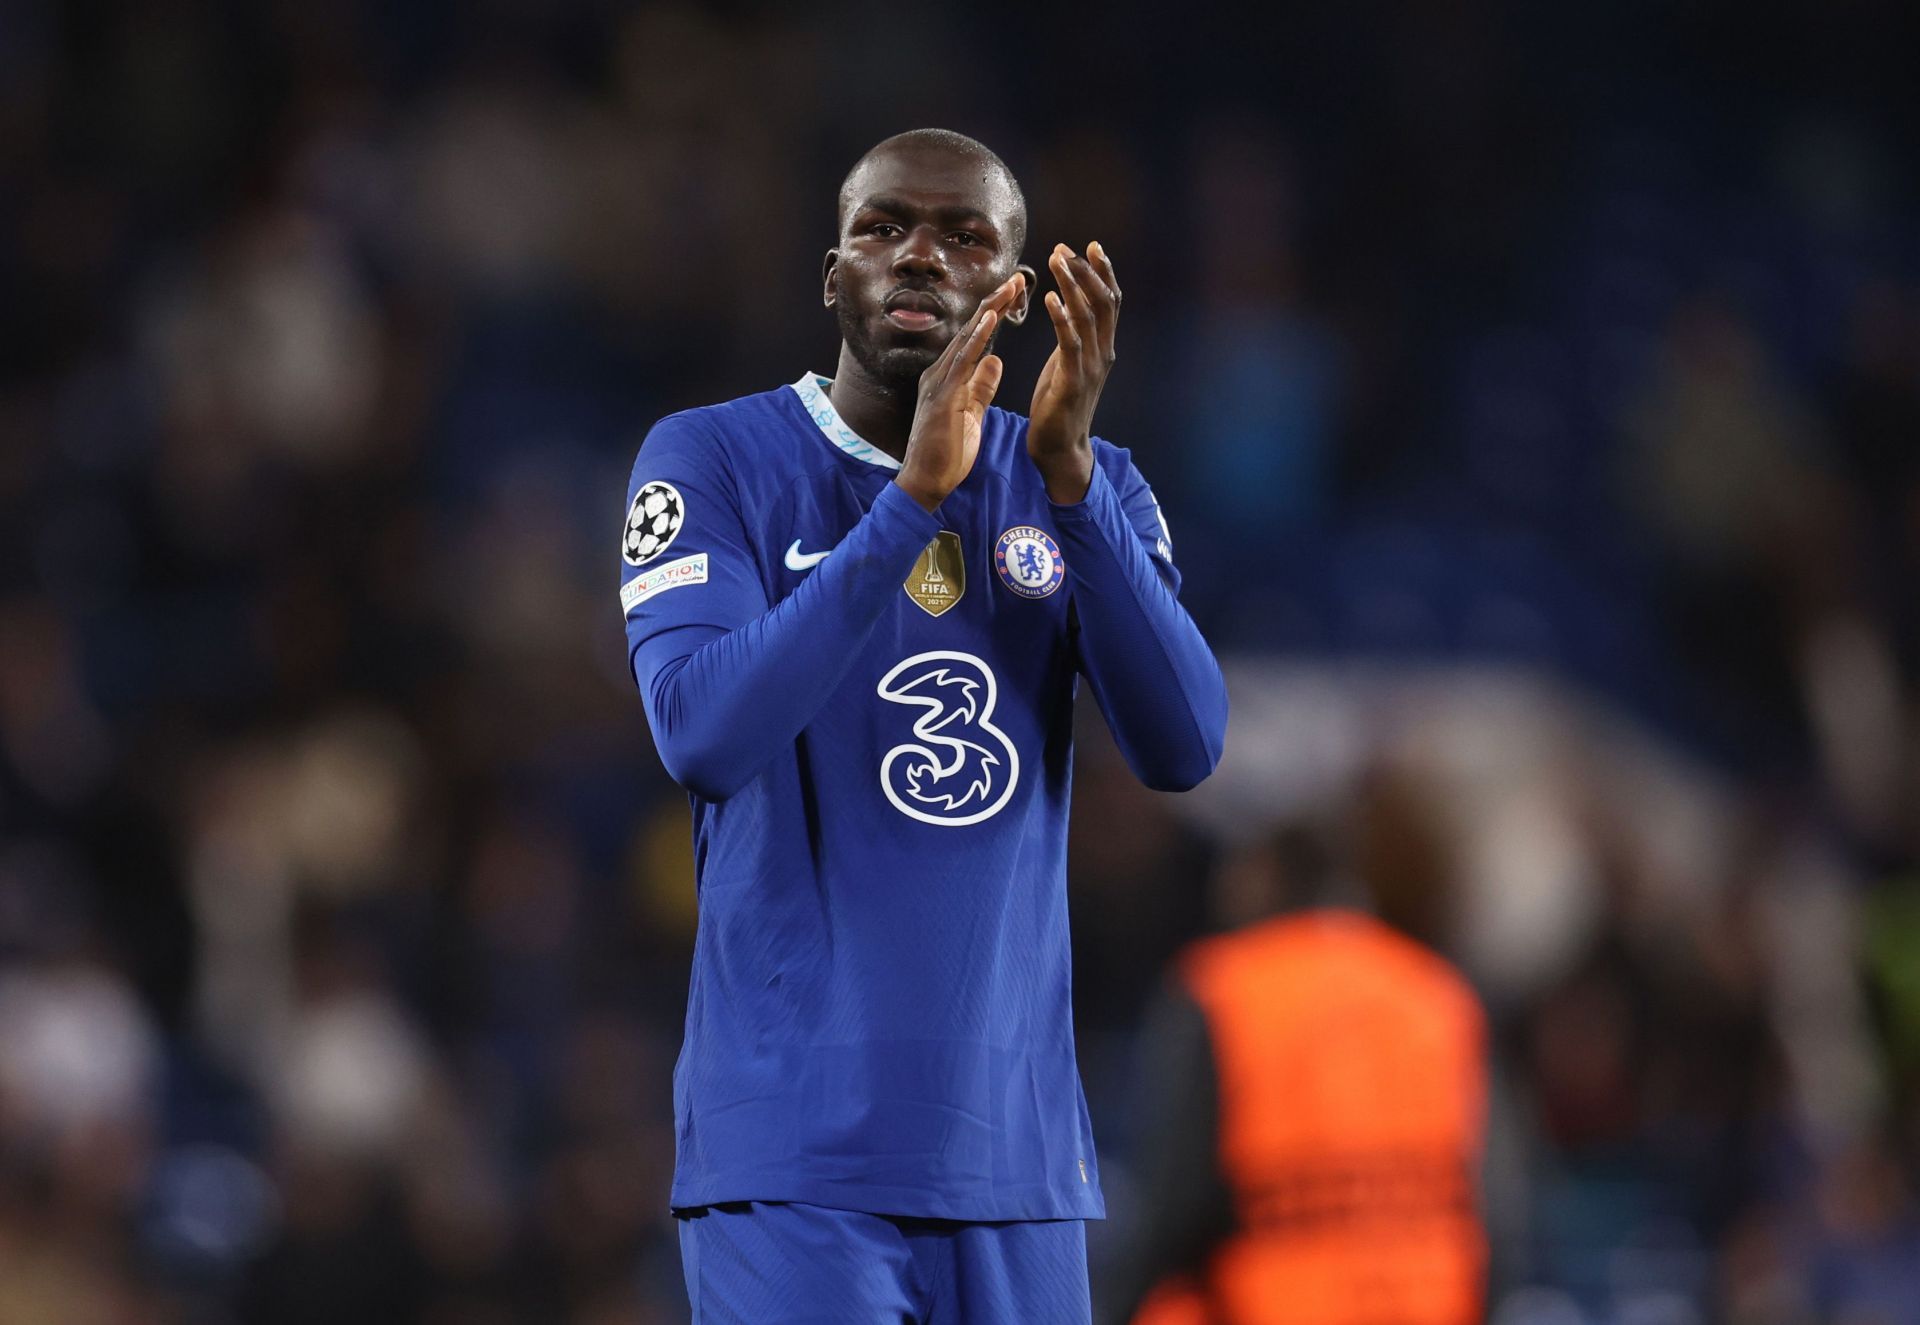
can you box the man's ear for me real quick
[822,249,839,308]
[1004,263,1039,326]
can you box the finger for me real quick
[1086,241,1121,303]
[1059,244,1121,361]
[1050,247,1102,333]
[951,308,998,387]
[1086,242,1121,359]
[966,352,1004,413]
[926,288,1000,386]
[1049,248,1100,367]
[1067,258,1115,365]
[1043,288,1082,358]
[971,273,1023,329]
[923,313,972,385]
[935,276,1022,383]
[1061,244,1117,351]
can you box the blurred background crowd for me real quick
[3,1,1919,1321]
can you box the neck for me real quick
[826,344,917,460]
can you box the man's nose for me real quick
[891,225,946,282]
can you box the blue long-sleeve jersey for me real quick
[619,372,1227,1222]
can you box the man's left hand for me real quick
[1028,241,1120,504]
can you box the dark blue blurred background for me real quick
[3,2,1920,1321]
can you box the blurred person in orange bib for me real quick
[1095,769,1488,1325]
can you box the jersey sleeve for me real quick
[617,411,942,800]
[1052,442,1227,792]
[619,411,767,666]
[1097,443,1182,593]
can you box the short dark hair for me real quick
[836,128,1028,257]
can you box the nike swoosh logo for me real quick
[784,539,832,571]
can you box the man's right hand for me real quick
[896,274,1025,512]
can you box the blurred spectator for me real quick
[1179,119,1345,543]
[1095,772,1486,1325]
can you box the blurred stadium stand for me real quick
[3,1,1920,1321]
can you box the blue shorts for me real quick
[676,1200,1091,1324]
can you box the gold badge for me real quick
[904,530,965,617]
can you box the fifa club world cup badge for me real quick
[904,530,966,617]
[898,526,960,614]
[994,526,1065,600]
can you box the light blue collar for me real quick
[789,372,902,471]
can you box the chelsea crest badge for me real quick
[994,525,1065,599]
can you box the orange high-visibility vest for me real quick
[1133,911,1487,1325]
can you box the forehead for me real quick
[841,145,1018,228]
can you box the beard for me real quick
[835,297,951,391]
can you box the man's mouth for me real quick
[883,291,944,333]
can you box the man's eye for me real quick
[869,223,900,237]
[948,232,980,247]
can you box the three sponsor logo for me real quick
[875,650,1018,826]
